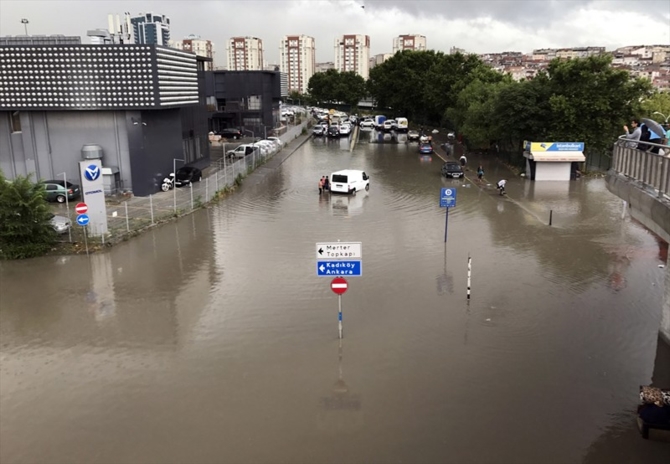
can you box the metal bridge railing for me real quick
[612,136,670,199]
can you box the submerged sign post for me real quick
[78,160,108,237]
[316,242,362,340]
[440,188,457,243]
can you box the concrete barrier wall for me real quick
[606,171,670,244]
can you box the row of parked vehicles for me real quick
[359,116,409,132]
[225,136,284,160]
[313,121,354,137]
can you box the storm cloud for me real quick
[0,0,668,65]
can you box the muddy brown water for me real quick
[1,130,669,464]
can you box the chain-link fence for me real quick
[58,121,309,245]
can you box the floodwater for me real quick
[1,130,669,464]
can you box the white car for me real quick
[329,169,370,195]
[226,144,258,159]
[266,137,283,149]
[359,119,374,128]
[383,120,395,132]
[339,124,352,136]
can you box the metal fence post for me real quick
[190,184,194,210]
[150,194,154,224]
[125,201,130,232]
[215,170,219,194]
[206,177,209,203]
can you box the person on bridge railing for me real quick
[638,125,652,152]
[622,119,641,149]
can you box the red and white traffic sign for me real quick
[75,202,88,214]
[331,277,348,295]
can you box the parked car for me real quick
[359,119,375,129]
[329,169,370,194]
[175,166,202,187]
[396,117,409,132]
[42,180,80,203]
[407,130,420,141]
[217,128,242,140]
[328,125,341,137]
[441,161,464,178]
[313,125,326,136]
[339,124,352,136]
[226,144,258,159]
[48,213,71,234]
[266,137,283,149]
[383,120,395,132]
[419,143,434,154]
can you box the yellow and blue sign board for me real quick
[525,141,585,152]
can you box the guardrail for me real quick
[612,136,670,199]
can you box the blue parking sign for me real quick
[440,188,457,208]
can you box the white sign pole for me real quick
[83,226,89,256]
[338,294,343,340]
[467,253,472,301]
[62,172,72,243]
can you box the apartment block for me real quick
[334,35,370,79]
[392,34,427,54]
[279,35,315,94]
[172,34,214,70]
[227,36,264,71]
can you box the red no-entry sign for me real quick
[331,277,348,295]
[75,202,88,214]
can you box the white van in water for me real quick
[329,169,370,194]
[396,117,408,132]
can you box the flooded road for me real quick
[1,130,668,464]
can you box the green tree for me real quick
[333,71,367,109]
[641,91,670,124]
[491,73,553,150]
[307,69,338,105]
[544,55,652,155]
[368,50,440,120]
[367,50,504,125]
[0,171,57,259]
[446,78,512,148]
[307,69,367,109]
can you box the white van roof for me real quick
[331,169,364,177]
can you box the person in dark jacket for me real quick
[638,124,651,151]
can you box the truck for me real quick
[374,115,386,130]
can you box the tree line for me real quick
[299,51,663,156]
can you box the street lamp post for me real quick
[57,171,72,242]
[173,158,185,213]
[20,18,29,36]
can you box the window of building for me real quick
[9,111,21,133]
[247,95,262,110]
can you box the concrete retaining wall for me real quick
[607,170,670,343]
[606,171,670,244]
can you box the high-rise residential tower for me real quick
[129,12,170,45]
[334,34,370,79]
[392,34,427,54]
[226,36,264,71]
[279,35,315,94]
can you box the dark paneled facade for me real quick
[209,70,282,138]
[0,45,209,196]
[0,44,197,110]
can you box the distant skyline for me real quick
[1,0,668,65]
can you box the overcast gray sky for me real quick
[1,0,668,66]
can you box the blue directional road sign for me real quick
[440,187,457,208]
[317,260,362,277]
[76,214,90,226]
